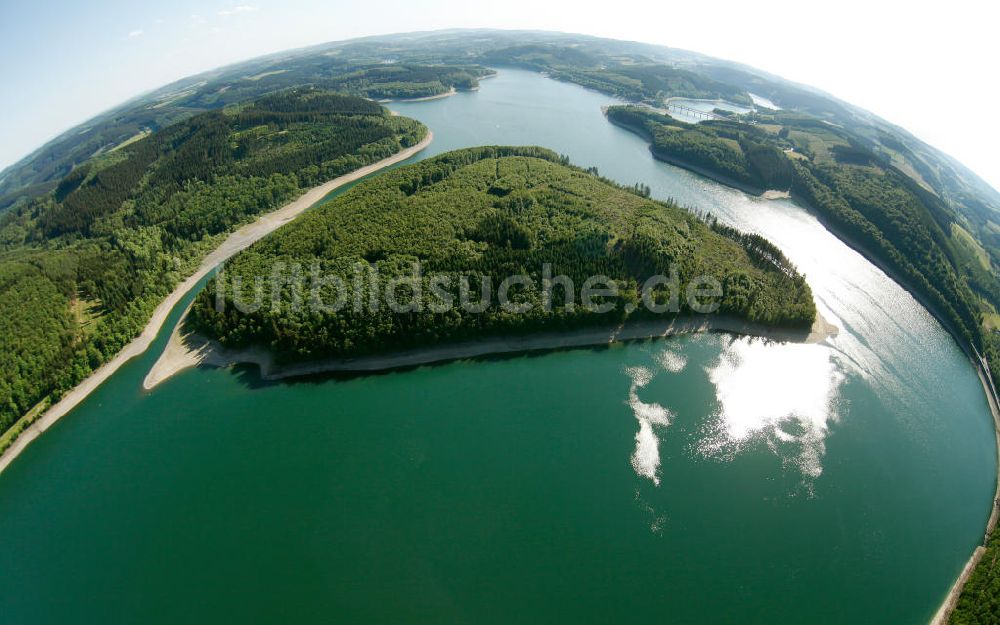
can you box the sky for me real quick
[1,0,997,192]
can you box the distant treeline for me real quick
[482,44,751,105]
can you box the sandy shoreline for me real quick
[0,132,433,475]
[144,311,838,390]
[380,87,456,103]
[761,189,791,200]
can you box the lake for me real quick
[0,69,994,624]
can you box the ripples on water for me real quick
[620,190,962,492]
[620,193,952,492]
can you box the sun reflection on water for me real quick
[700,336,844,484]
[626,337,845,490]
[626,365,674,486]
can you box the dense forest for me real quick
[1,27,997,435]
[0,90,427,447]
[6,30,998,257]
[189,147,815,362]
[0,62,487,211]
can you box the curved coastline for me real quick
[143,311,838,390]
[778,183,1000,625]
[931,356,1000,624]
[0,131,434,476]
[606,105,1000,622]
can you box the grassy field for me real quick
[786,128,849,163]
[953,223,993,272]
[106,129,152,154]
[982,312,1000,332]
[70,295,104,336]
[244,69,290,81]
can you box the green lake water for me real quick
[0,69,995,624]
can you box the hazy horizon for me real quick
[2,1,997,193]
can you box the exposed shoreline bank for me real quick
[143,311,838,390]
[650,148,765,195]
[0,132,434,476]
[379,87,456,103]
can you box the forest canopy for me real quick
[0,90,426,444]
[190,147,815,363]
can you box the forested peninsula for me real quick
[188,147,815,363]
